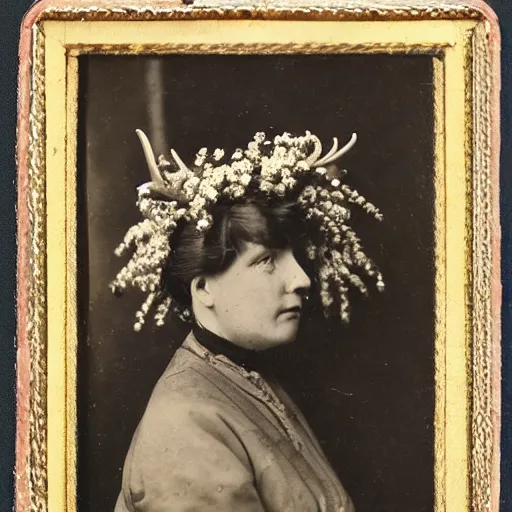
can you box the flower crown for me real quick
[110,129,384,330]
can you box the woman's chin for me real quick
[271,320,300,346]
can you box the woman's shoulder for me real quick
[139,341,241,427]
[150,346,222,404]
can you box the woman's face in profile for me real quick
[207,242,311,351]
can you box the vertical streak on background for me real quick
[145,58,167,155]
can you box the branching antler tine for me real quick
[136,129,164,186]
[170,149,192,174]
[315,133,357,167]
[315,137,339,166]
[305,135,323,166]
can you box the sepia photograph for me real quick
[14,3,501,512]
[78,53,435,512]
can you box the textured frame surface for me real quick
[16,2,501,511]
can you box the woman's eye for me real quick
[258,254,276,271]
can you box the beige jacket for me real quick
[115,332,355,512]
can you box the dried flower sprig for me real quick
[110,129,384,329]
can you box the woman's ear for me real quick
[191,276,214,308]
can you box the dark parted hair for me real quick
[163,199,310,310]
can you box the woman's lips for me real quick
[279,306,302,317]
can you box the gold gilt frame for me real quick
[16,1,501,511]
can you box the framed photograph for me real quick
[16,1,501,511]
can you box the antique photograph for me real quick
[78,53,434,512]
[15,3,501,512]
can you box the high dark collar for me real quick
[192,322,268,372]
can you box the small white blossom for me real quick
[191,195,207,209]
[226,168,237,183]
[282,177,297,189]
[158,155,171,167]
[240,174,251,186]
[331,178,340,187]
[205,187,218,201]
[272,146,287,159]
[213,149,225,161]
[210,169,225,186]
[260,180,273,192]
[197,218,209,230]
[295,160,309,172]
[274,183,286,196]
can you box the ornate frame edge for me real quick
[19,0,496,22]
[15,4,502,512]
[16,21,48,512]
[471,18,502,512]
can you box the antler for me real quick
[305,135,323,166]
[135,129,195,202]
[170,148,192,174]
[136,129,177,199]
[136,129,165,187]
[312,133,357,168]
[315,137,339,166]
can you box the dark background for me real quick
[77,54,435,512]
[1,3,511,512]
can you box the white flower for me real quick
[213,149,225,161]
[315,167,327,176]
[195,148,208,166]
[272,146,287,159]
[295,160,309,172]
[254,132,266,143]
[261,156,282,180]
[157,155,171,167]
[274,183,286,196]
[274,132,291,145]
[232,149,243,160]
[209,168,225,186]
[231,159,253,174]
[197,218,209,230]
[234,185,245,197]
[199,178,220,199]
[240,174,251,186]
[205,187,218,201]
[226,168,237,183]
[191,195,207,209]
[260,180,273,192]
[282,177,296,189]
[331,178,340,187]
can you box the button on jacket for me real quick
[115,332,355,512]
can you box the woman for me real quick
[111,129,384,512]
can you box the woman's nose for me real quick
[284,252,312,294]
